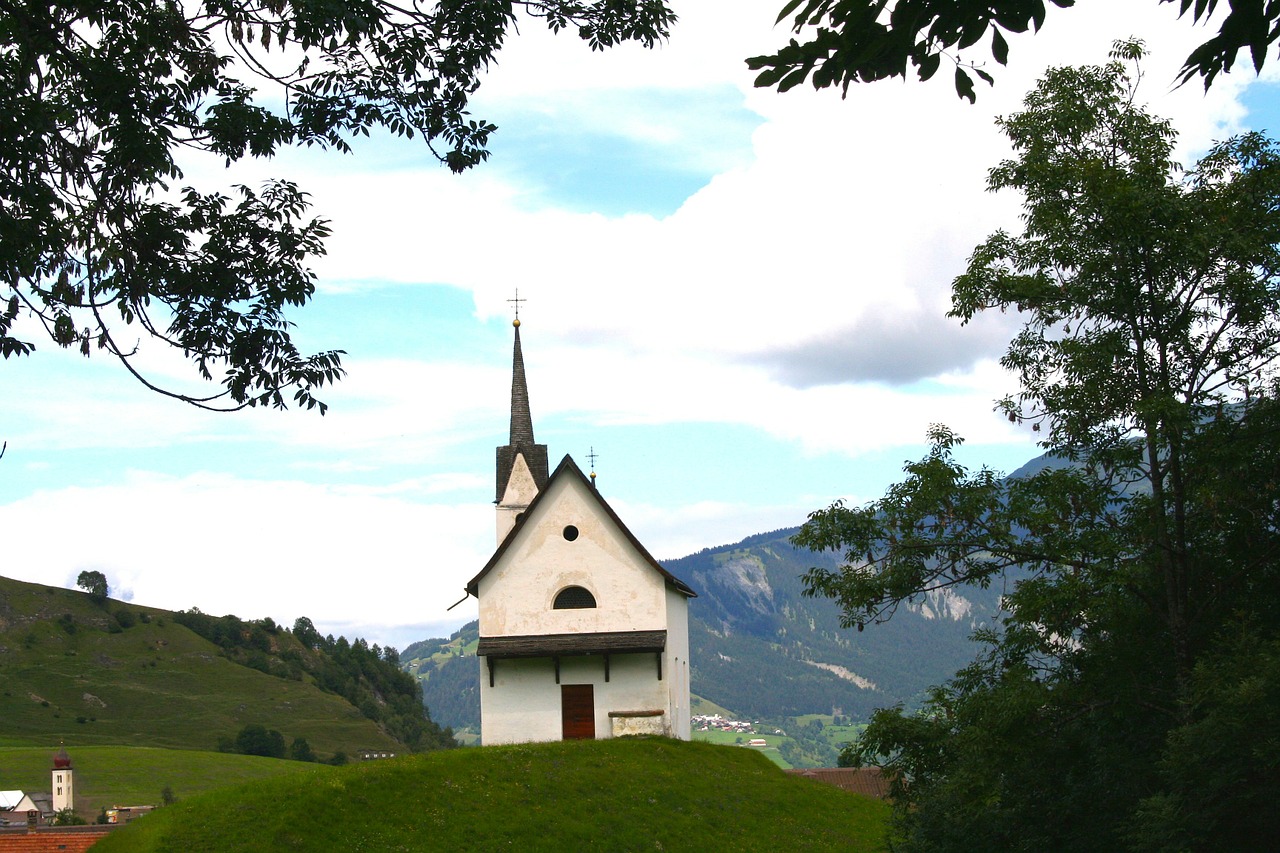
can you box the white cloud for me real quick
[614,497,808,562]
[301,0,1250,379]
[2,473,490,647]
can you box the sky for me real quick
[3,0,1280,650]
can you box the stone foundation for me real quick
[609,709,668,737]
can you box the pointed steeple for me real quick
[508,321,536,448]
[496,318,549,506]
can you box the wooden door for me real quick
[561,684,595,740]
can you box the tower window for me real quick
[553,586,597,609]
[562,525,579,541]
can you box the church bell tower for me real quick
[51,746,74,813]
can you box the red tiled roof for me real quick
[0,826,116,852]
[785,766,894,800]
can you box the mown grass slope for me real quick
[94,738,889,852]
[0,576,403,758]
[0,746,331,817]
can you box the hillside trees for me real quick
[0,0,675,411]
[749,0,1280,101]
[175,608,455,751]
[235,723,286,758]
[794,42,1280,850]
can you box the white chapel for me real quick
[464,317,696,745]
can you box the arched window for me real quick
[553,586,597,609]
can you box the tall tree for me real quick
[794,42,1280,850]
[749,0,1280,101]
[0,0,675,411]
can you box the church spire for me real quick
[508,320,536,449]
[495,312,549,528]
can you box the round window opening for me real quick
[563,525,579,541]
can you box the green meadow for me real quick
[94,738,889,852]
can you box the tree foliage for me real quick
[0,0,675,410]
[288,736,317,763]
[748,0,1280,102]
[75,569,109,602]
[50,807,87,826]
[794,43,1280,850]
[235,722,286,758]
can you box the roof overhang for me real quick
[476,629,666,659]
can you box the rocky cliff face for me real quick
[667,527,1000,720]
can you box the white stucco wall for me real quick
[664,585,692,740]
[480,657,564,744]
[481,654,676,745]
[479,474,667,637]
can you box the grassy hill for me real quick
[0,575,417,761]
[93,738,889,852]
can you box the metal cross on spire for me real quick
[507,288,527,324]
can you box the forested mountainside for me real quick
[402,625,480,734]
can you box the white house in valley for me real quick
[464,317,696,745]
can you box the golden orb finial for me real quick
[513,318,521,327]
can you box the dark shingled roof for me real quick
[477,630,667,659]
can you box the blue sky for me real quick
[3,0,1278,650]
